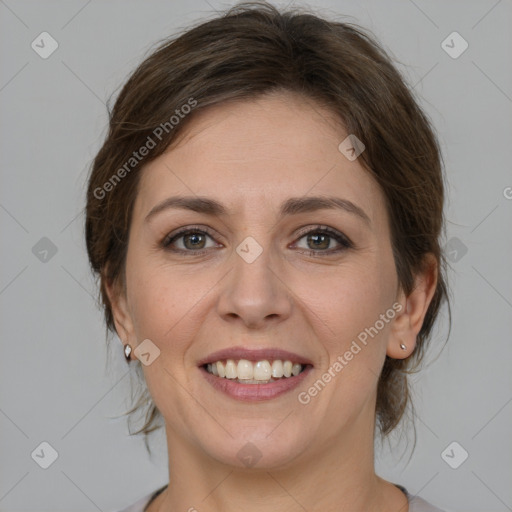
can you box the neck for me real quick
[150,404,407,512]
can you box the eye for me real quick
[160,224,353,256]
[161,226,220,254]
[292,226,353,255]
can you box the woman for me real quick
[85,2,452,511]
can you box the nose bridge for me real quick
[216,234,292,327]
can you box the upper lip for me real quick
[197,346,314,367]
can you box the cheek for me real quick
[126,260,186,340]
[306,260,392,336]
[296,255,394,379]
[126,257,222,354]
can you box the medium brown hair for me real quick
[85,1,451,448]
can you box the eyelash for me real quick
[161,225,353,257]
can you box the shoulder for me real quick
[407,491,454,512]
[113,492,153,512]
[113,485,167,512]
[396,484,452,512]
[115,484,455,512]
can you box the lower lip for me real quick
[199,365,313,401]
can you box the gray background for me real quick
[1,0,511,511]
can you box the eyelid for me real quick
[293,224,351,243]
[161,225,220,248]
[291,225,353,251]
[161,224,353,254]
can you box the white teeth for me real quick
[216,361,225,378]
[205,358,305,381]
[291,363,302,376]
[271,360,284,378]
[237,359,253,380]
[225,360,237,379]
[253,360,272,380]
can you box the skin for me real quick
[107,91,438,512]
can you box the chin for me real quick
[202,427,310,471]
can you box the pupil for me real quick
[309,233,328,250]
[186,233,204,249]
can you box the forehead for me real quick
[133,92,387,230]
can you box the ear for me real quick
[104,271,137,361]
[387,253,438,359]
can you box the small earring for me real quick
[124,344,132,361]
[400,343,407,351]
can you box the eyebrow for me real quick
[144,195,371,226]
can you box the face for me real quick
[110,91,416,470]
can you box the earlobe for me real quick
[387,254,438,359]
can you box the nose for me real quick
[216,244,293,330]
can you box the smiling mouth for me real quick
[202,358,310,384]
